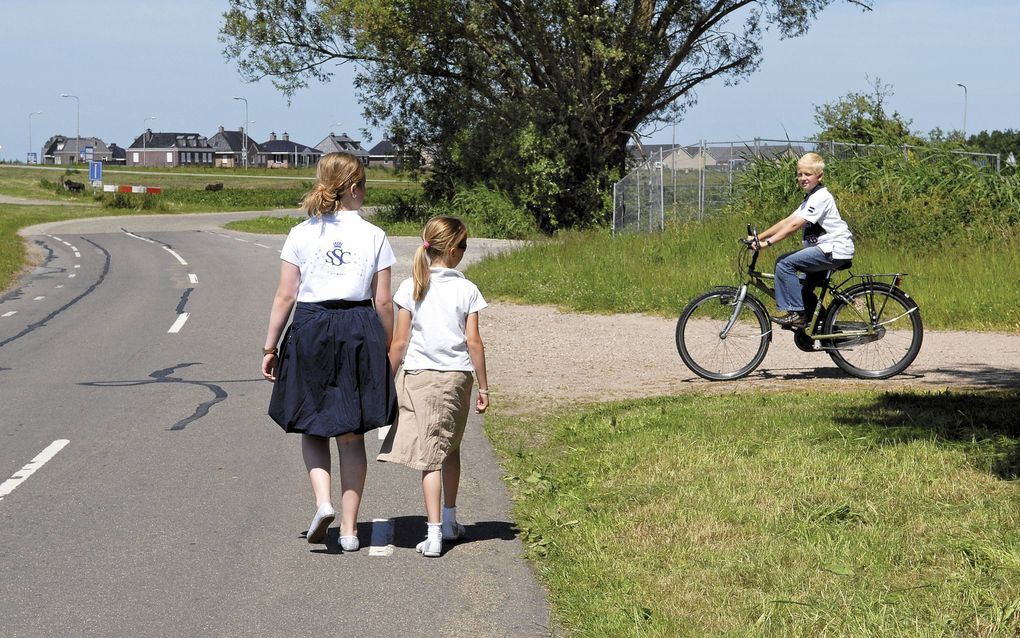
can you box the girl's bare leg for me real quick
[335,433,367,536]
[441,448,461,508]
[301,434,332,507]
[422,469,442,524]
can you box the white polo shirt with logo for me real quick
[393,268,487,372]
[281,211,396,302]
[795,185,855,260]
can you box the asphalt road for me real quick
[0,212,550,637]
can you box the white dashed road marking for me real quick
[122,230,156,244]
[2,311,16,318]
[168,313,190,334]
[162,247,188,265]
[188,274,198,284]
[0,440,70,502]
[33,296,45,301]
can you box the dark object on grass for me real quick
[205,182,224,192]
[63,179,85,193]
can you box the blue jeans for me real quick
[774,246,849,312]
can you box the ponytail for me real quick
[412,216,468,302]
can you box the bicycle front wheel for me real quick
[823,284,923,379]
[676,287,772,381]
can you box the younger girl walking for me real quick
[377,216,490,558]
[262,152,397,551]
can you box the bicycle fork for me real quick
[720,285,752,339]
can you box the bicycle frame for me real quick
[730,229,915,346]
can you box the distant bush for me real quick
[373,186,536,239]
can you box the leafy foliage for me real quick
[813,77,916,144]
[221,0,872,230]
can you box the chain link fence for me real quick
[612,138,1001,234]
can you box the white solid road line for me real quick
[368,518,395,556]
[168,313,190,334]
[122,230,156,244]
[0,440,70,502]
[162,247,188,265]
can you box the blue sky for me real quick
[1,1,1017,162]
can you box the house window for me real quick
[133,152,139,163]
[166,152,173,163]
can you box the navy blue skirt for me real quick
[269,301,397,437]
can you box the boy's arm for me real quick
[388,307,412,374]
[754,212,807,248]
[465,312,489,413]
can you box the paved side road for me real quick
[1,211,552,637]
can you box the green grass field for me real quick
[489,390,1020,636]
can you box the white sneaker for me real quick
[416,536,442,558]
[442,520,465,541]
[339,535,360,552]
[306,504,335,543]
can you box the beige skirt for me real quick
[377,369,474,471]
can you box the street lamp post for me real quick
[233,96,249,169]
[28,112,42,164]
[60,94,80,163]
[142,115,157,167]
[955,82,968,139]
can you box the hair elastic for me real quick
[423,240,431,249]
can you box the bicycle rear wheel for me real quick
[676,287,772,380]
[823,284,923,379]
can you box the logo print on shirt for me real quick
[325,241,352,266]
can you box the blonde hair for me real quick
[797,152,825,177]
[412,216,468,302]
[301,152,366,217]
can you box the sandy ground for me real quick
[482,302,1020,412]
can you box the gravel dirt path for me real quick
[482,302,1020,413]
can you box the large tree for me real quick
[222,0,871,230]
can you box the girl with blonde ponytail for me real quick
[378,215,490,558]
[262,152,397,552]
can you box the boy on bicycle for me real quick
[748,152,854,328]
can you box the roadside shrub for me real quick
[448,185,537,239]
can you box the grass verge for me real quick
[464,220,1020,332]
[488,390,1020,636]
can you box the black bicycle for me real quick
[675,226,923,380]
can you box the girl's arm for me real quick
[388,308,412,374]
[262,261,300,382]
[465,312,489,413]
[372,267,394,346]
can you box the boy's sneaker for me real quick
[771,311,807,328]
[416,537,442,558]
[442,520,466,541]
[306,504,335,544]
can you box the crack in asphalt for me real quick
[79,362,232,431]
[0,237,110,350]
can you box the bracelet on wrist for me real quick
[477,389,489,395]
[262,347,278,355]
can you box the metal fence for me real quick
[612,138,1001,234]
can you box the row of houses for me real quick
[37,127,403,169]
[633,143,807,170]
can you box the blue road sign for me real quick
[89,161,103,182]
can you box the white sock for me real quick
[427,522,442,542]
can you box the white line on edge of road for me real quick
[122,230,156,244]
[168,313,190,334]
[368,518,395,556]
[0,440,70,502]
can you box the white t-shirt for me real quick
[280,211,396,302]
[393,268,488,372]
[795,185,855,260]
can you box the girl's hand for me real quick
[262,353,277,382]
[475,391,489,414]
